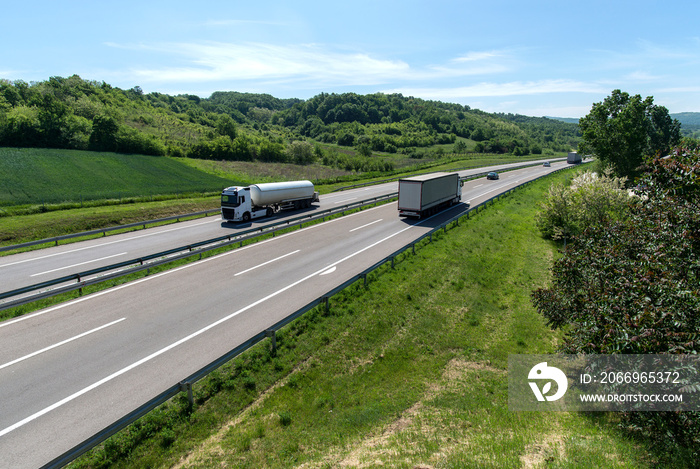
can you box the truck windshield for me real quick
[221,192,239,207]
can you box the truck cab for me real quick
[221,187,267,222]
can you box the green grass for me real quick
[70,166,676,469]
[0,147,232,209]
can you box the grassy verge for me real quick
[70,166,669,469]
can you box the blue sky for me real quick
[2,0,699,117]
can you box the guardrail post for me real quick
[361,273,367,286]
[180,381,194,408]
[265,330,277,355]
[323,296,330,312]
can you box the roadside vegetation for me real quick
[532,147,700,464]
[67,167,675,469]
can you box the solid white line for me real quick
[0,205,420,438]
[349,219,383,232]
[0,318,125,372]
[30,252,128,277]
[234,250,300,277]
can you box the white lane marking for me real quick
[473,184,484,188]
[30,252,128,277]
[0,204,387,331]
[319,266,336,276]
[0,218,218,269]
[0,318,126,372]
[333,197,358,204]
[349,219,383,232]
[234,250,300,277]
[0,205,429,438]
[470,184,511,200]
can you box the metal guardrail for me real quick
[0,209,222,254]
[332,157,567,191]
[0,193,397,310]
[39,165,573,469]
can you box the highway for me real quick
[0,160,566,468]
[0,159,558,297]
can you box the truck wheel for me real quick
[243,212,251,222]
[266,207,273,217]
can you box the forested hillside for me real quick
[672,112,700,138]
[0,75,579,164]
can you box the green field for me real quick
[0,147,233,207]
[71,166,678,469]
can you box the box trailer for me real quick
[567,151,582,164]
[398,172,462,218]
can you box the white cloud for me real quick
[103,42,521,89]
[623,71,662,82]
[109,41,411,86]
[452,51,504,63]
[384,79,607,99]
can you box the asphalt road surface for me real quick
[0,160,567,468]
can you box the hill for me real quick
[671,112,700,137]
[0,76,579,165]
[0,147,231,208]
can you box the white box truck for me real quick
[221,180,319,222]
[398,172,462,218]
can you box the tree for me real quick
[89,114,120,152]
[531,148,700,461]
[578,90,681,181]
[286,140,315,165]
[454,140,467,154]
[215,114,237,140]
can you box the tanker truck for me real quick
[221,180,319,222]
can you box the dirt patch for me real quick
[520,429,565,468]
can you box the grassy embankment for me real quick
[0,147,555,247]
[71,166,667,469]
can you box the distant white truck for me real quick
[398,172,463,218]
[221,180,319,222]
